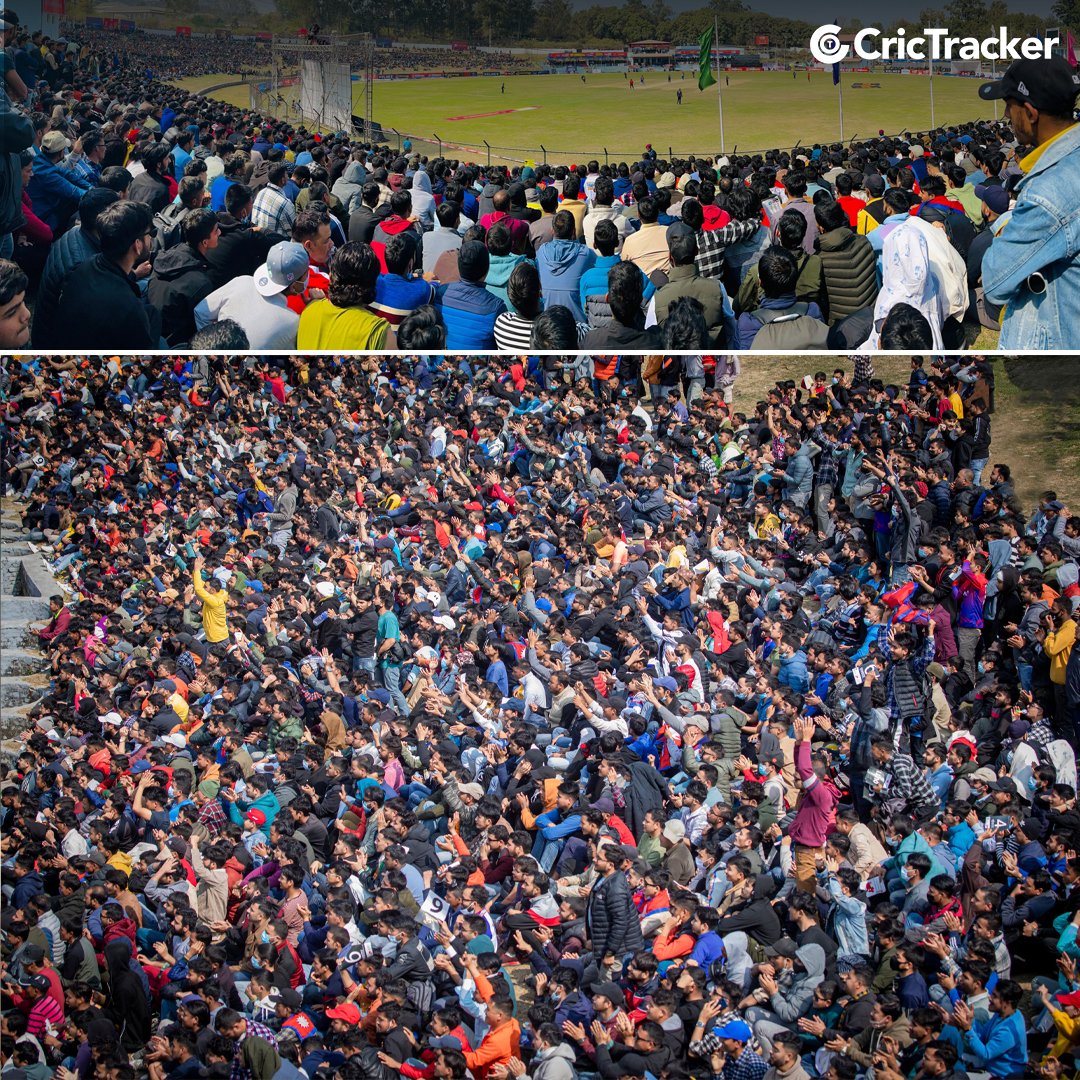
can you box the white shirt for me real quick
[195,276,300,351]
[62,828,89,859]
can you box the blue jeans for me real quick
[1017,661,1034,693]
[379,662,408,714]
[533,835,565,873]
[889,564,912,587]
[353,655,376,676]
[399,782,432,809]
[970,458,989,486]
[136,928,167,952]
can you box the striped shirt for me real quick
[251,184,296,235]
[696,219,759,279]
[493,311,588,352]
[493,311,535,351]
[26,994,63,1038]
[65,155,101,186]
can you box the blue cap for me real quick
[714,1020,752,1042]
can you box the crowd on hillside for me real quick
[1,353,1080,1080]
[2,15,1078,351]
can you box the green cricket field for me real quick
[173,68,1000,165]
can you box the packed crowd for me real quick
[2,16,1078,351]
[2,353,1080,1080]
[28,27,269,81]
[359,48,533,74]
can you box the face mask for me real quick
[885,835,899,849]
[260,930,270,944]
[251,955,262,969]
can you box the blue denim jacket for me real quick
[982,123,1080,348]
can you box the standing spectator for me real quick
[980,58,1080,348]
[147,207,220,345]
[53,199,160,348]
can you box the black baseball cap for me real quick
[978,57,1080,113]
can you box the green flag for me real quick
[698,25,717,91]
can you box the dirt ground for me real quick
[735,357,1080,513]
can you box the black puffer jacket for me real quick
[587,867,644,961]
[0,95,34,237]
[815,226,878,324]
[33,224,99,348]
[147,244,215,345]
[54,253,161,349]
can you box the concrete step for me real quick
[0,680,42,709]
[0,623,34,650]
[0,650,47,677]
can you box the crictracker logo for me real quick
[809,24,1059,64]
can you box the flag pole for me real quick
[929,53,936,129]
[991,56,997,120]
[837,65,843,141]
[715,16,726,154]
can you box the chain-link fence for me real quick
[239,76,1002,166]
[370,127,965,167]
[249,77,309,128]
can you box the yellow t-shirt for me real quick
[1019,122,1079,173]
[948,391,964,419]
[297,300,389,351]
[192,568,228,644]
[168,691,190,723]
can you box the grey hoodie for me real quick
[765,943,826,1023]
[411,169,436,231]
[721,930,753,990]
[332,161,367,217]
[532,1042,576,1080]
[268,484,298,531]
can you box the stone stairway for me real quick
[0,501,55,747]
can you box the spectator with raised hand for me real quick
[3,353,1078,1079]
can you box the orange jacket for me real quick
[521,777,561,830]
[652,925,695,961]
[463,1018,521,1080]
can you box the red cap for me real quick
[325,1002,362,1023]
[246,808,266,826]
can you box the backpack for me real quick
[659,354,682,386]
[152,204,191,255]
[918,203,977,259]
[748,304,830,350]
